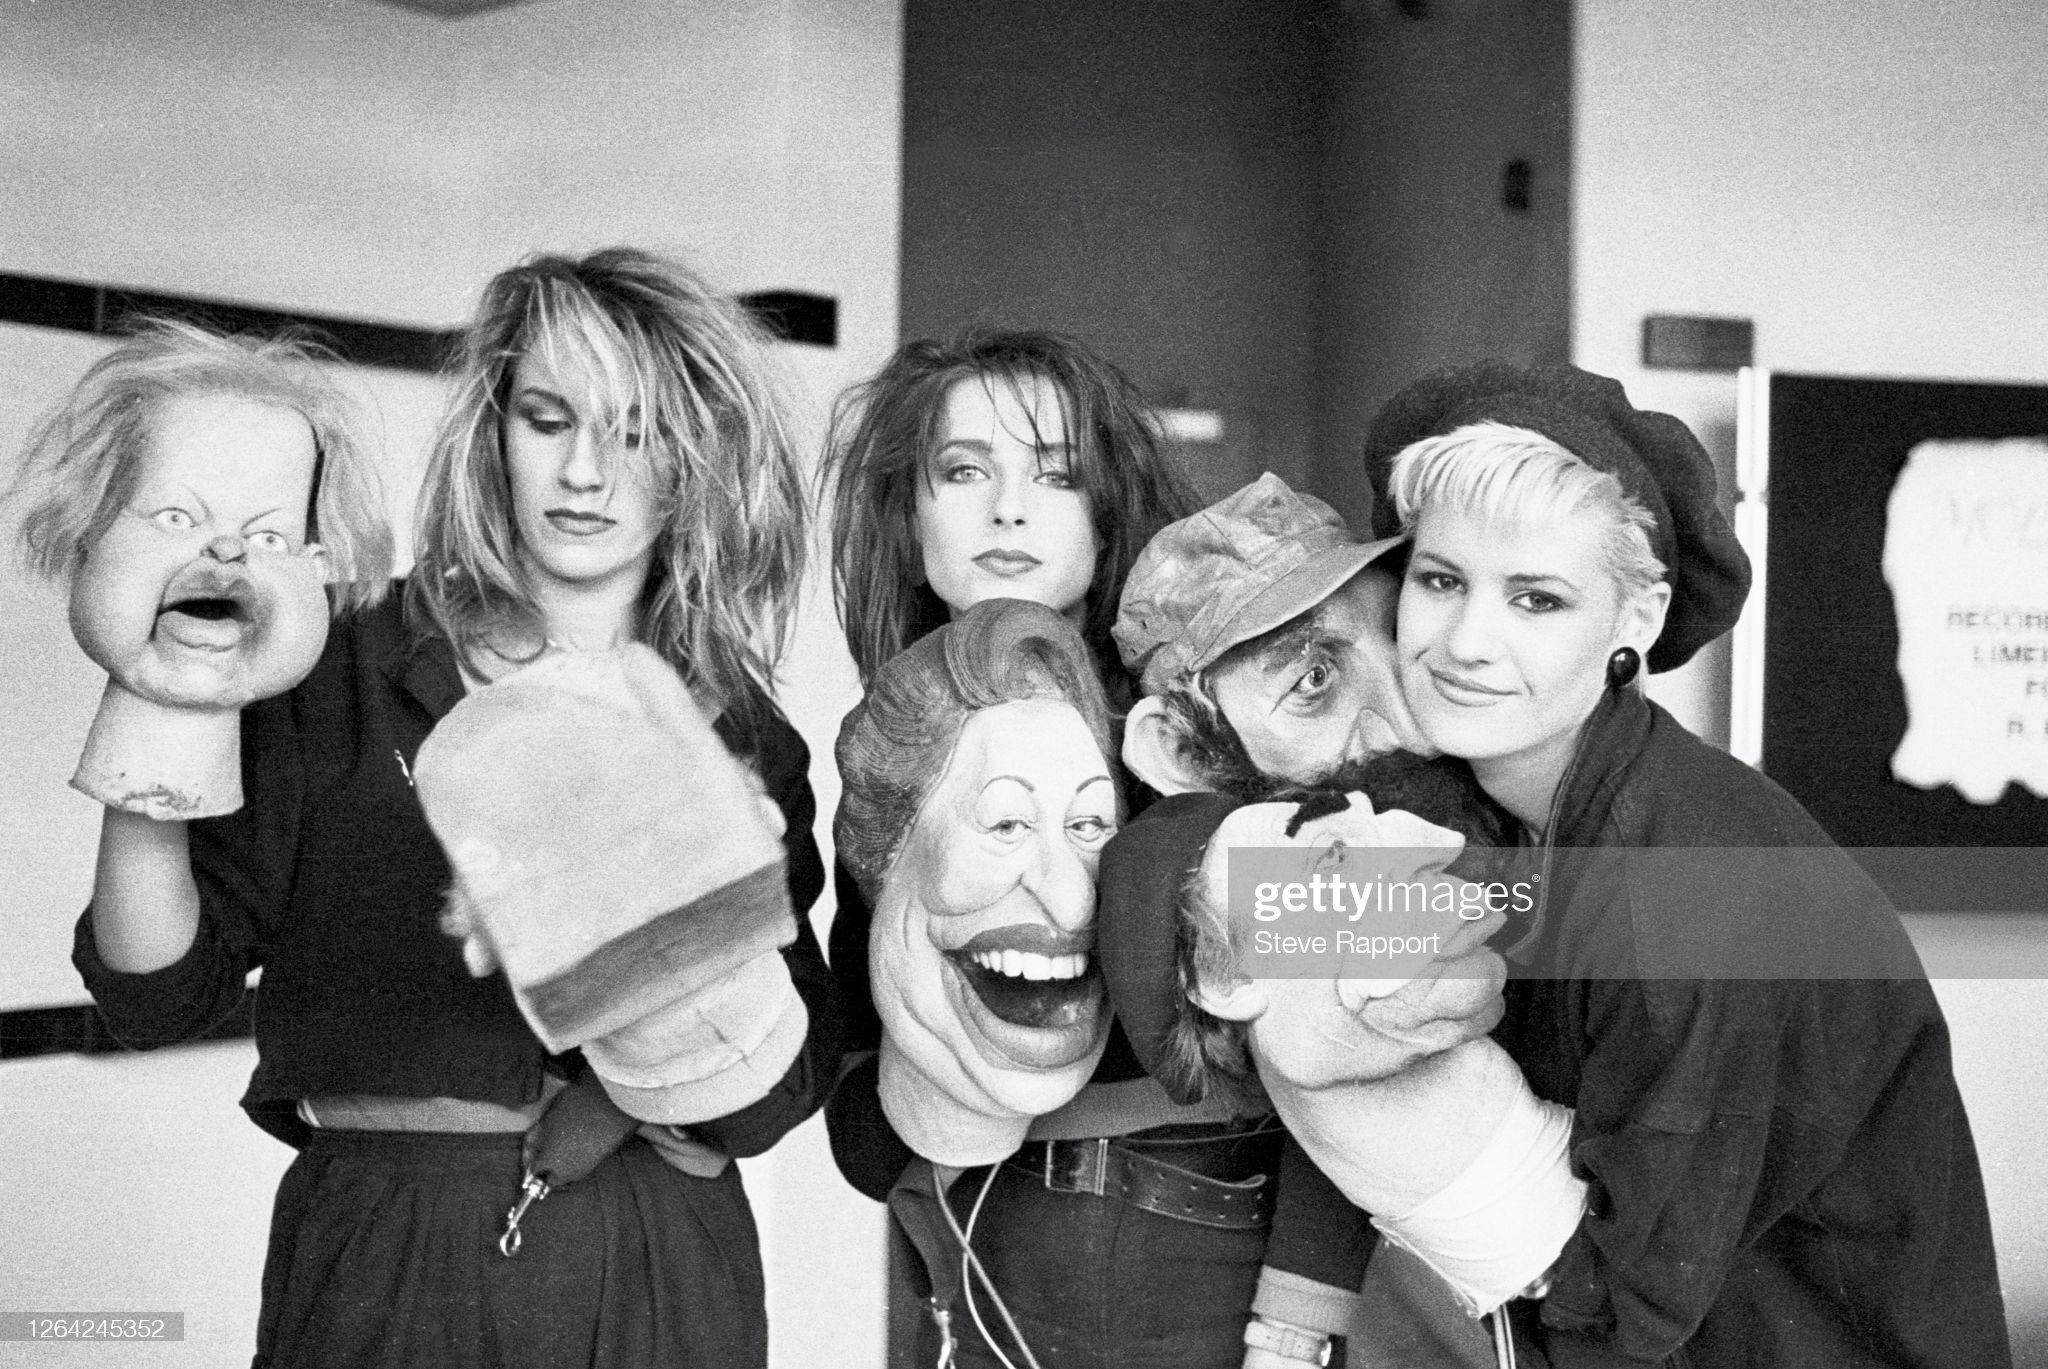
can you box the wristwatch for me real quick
[1520,1261,1559,1301]
[1243,1317,1333,1366]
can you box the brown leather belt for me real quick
[1005,1136,1276,1231]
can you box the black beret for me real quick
[1095,792,1238,1103]
[1361,360,1751,673]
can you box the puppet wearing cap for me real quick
[1102,475,1591,1346]
[1341,361,2007,1367]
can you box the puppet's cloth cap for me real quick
[1361,360,1750,673]
[413,644,794,1051]
[1094,792,1238,1105]
[1114,473,1407,697]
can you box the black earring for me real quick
[1607,646,1642,689]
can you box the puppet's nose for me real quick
[1026,836,1097,933]
[202,534,247,563]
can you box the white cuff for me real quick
[1370,1085,1587,1317]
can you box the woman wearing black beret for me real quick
[1358,361,2010,1366]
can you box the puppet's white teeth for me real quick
[968,950,1089,981]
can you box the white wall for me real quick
[0,2,898,1364]
[1574,3,2048,1357]
[1573,0,2048,743]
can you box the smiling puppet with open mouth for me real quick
[836,600,1121,1166]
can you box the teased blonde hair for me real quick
[1385,420,1666,599]
[10,318,392,612]
[408,248,807,741]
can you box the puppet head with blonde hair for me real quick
[12,319,390,816]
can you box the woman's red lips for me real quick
[973,549,1042,575]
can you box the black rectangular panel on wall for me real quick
[0,272,838,366]
[1760,372,2048,909]
[0,271,461,371]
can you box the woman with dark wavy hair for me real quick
[824,328,1197,706]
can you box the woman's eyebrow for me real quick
[516,384,573,409]
[1075,773,1113,793]
[1505,572,1581,591]
[981,773,1037,793]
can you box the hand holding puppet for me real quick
[11,321,389,819]
[414,644,806,1124]
[1100,787,1586,1318]
[836,598,1120,1167]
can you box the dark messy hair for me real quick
[822,329,1197,703]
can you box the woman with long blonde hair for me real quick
[70,248,840,1368]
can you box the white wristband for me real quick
[1370,1083,1587,1317]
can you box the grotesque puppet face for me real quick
[1192,794,1507,1092]
[1204,566,1434,786]
[69,392,330,709]
[871,695,1118,1126]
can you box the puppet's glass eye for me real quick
[247,530,292,554]
[151,508,196,532]
[1065,815,1114,848]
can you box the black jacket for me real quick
[1500,688,2009,1367]
[75,588,845,1156]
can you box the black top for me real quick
[74,588,845,1155]
[1501,689,2009,1368]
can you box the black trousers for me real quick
[254,1129,765,1369]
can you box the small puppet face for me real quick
[1196,795,1507,1091]
[1207,567,1437,787]
[69,392,330,709]
[871,697,1118,1122]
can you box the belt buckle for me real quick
[1044,1137,1111,1196]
